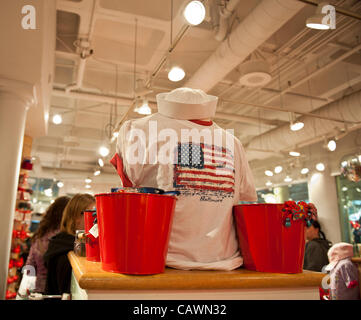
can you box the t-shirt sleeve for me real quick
[111,121,137,187]
[235,140,257,202]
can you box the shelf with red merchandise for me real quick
[6,158,34,299]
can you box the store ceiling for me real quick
[30,0,361,193]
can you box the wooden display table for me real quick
[68,252,324,300]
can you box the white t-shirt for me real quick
[112,113,257,270]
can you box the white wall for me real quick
[308,169,342,245]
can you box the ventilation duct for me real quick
[185,0,305,92]
[246,90,361,154]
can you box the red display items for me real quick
[83,210,100,262]
[233,203,307,273]
[95,192,176,274]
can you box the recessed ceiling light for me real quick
[300,168,309,175]
[52,114,62,125]
[183,1,206,26]
[94,170,101,176]
[85,178,92,184]
[265,181,273,187]
[85,185,91,189]
[57,181,64,188]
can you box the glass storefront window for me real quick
[239,182,309,204]
[27,177,60,214]
[335,175,361,247]
[255,182,309,204]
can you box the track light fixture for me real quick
[306,2,336,30]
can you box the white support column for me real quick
[0,77,36,300]
[307,169,342,245]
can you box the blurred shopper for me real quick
[25,196,70,293]
[304,220,332,272]
[44,194,95,295]
[325,242,360,300]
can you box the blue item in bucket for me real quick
[162,191,180,196]
[137,187,164,194]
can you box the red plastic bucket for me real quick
[95,192,176,274]
[233,204,306,273]
[83,210,101,262]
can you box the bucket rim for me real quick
[234,203,284,207]
[94,192,177,200]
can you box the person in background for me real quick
[303,220,332,272]
[25,196,70,293]
[43,193,95,295]
[325,242,360,300]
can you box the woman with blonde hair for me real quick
[44,193,95,295]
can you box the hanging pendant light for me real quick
[98,145,110,157]
[306,2,335,30]
[274,166,283,174]
[183,1,206,26]
[98,158,104,167]
[136,100,152,115]
[289,151,301,157]
[168,66,185,82]
[327,139,337,151]
[289,112,304,131]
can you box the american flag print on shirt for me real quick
[173,143,235,202]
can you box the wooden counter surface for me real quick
[68,252,324,291]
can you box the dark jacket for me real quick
[43,232,75,295]
[303,238,332,272]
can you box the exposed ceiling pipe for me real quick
[214,0,240,41]
[52,88,284,126]
[215,112,287,126]
[246,89,361,153]
[65,56,87,93]
[261,43,361,107]
[52,88,148,107]
[296,0,361,21]
[185,0,305,92]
